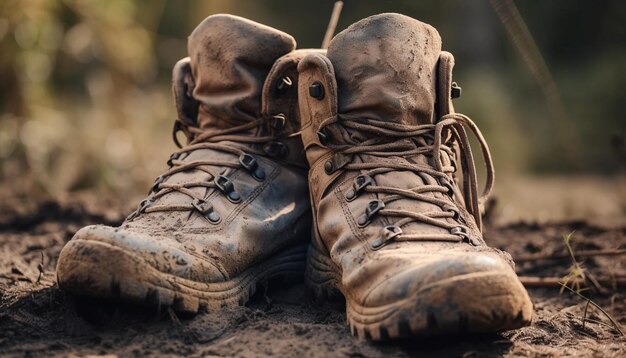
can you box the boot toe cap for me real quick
[360,251,511,304]
[57,225,226,298]
[349,251,533,333]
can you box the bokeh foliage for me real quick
[0,0,624,198]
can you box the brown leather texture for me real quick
[56,15,315,311]
[188,14,296,130]
[328,13,441,128]
[298,13,532,339]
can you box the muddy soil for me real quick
[1,193,625,357]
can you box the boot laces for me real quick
[126,116,288,223]
[319,112,494,248]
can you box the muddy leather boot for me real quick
[57,15,318,313]
[297,13,532,339]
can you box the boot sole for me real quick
[306,244,533,340]
[57,239,307,313]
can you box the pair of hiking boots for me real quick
[56,13,532,340]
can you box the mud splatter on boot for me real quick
[297,13,533,339]
[57,15,320,312]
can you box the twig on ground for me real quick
[585,272,611,295]
[516,248,626,262]
[519,276,626,288]
[532,231,626,336]
[520,232,626,289]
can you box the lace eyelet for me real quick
[215,175,242,203]
[324,154,352,175]
[345,174,374,201]
[263,141,289,158]
[150,175,165,194]
[317,131,328,145]
[442,204,460,220]
[440,177,456,196]
[206,211,221,223]
[370,238,385,250]
[324,160,334,174]
[357,200,385,227]
[383,225,402,239]
[167,152,181,167]
[450,226,479,246]
[239,153,265,181]
[138,198,152,212]
[451,82,462,99]
[371,225,402,250]
[270,114,286,131]
[309,81,325,100]
[127,198,152,220]
[276,76,292,93]
[450,226,466,237]
[192,198,220,224]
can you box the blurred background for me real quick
[0,0,624,224]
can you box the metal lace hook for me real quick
[172,121,184,148]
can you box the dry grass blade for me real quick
[544,230,625,336]
[583,300,591,330]
[559,283,625,336]
[519,231,626,289]
[560,231,586,294]
[515,248,626,262]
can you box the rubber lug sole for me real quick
[305,244,533,340]
[57,239,307,314]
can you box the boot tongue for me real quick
[188,14,296,129]
[327,13,442,127]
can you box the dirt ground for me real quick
[1,191,625,357]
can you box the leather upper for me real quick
[70,15,318,283]
[328,13,442,128]
[188,14,296,130]
[298,13,515,308]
